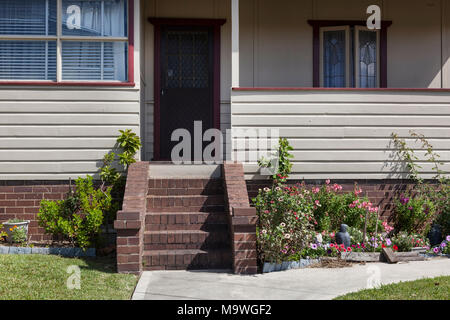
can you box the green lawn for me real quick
[0,254,137,300]
[335,276,450,300]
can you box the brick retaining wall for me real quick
[0,181,71,241]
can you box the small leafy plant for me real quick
[258,138,294,184]
[8,225,27,244]
[100,129,142,186]
[38,176,112,249]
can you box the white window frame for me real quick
[319,26,351,88]
[0,0,129,82]
[354,26,380,88]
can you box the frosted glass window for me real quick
[323,30,346,88]
[320,26,379,88]
[358,30,377,88]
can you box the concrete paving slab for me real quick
[132,258,450,300]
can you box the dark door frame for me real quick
[148,18,226,161]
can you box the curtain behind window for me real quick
[61,0,127,81]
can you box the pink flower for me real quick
[325,179,331,185]
[312,187,320,194]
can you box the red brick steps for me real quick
[142,249,232,271]
[143,176,232,271]
[145,212,228,231]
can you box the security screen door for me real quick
[158,26,214,161]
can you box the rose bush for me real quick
[253,184,316,263]
[300,181,382,234]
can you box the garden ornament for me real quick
[336,224,351,248]
[428,224,442,247]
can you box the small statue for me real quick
[336,224,351,248]
[428,224,442,247]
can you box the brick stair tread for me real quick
[145,211,227,215]
[144,229,225,235]
[147,195,224,199]
[143,248,230,256]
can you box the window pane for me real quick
[358,30,377,88]
[0,41,56,80]
[0,0,57,36]
[62,41,127,81]
[62,0,127,37]
[323,30,346,88]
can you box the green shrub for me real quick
[391,131,448,237]
[393,194,436,236]
[38,176,112,249]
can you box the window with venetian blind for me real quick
[0,0,128,82]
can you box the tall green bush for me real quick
[38,129,142,248]
[38,176,112,248]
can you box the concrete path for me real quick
[132,258,450,300]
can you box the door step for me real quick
[142,249,232,271]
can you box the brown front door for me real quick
[156,26,214,161]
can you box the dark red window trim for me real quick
[232,87,450,92]
[308,20,392,88]
[148,17,226,161]
[0,0,135,87]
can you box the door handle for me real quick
[161,89,164,96]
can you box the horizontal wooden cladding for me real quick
[232,138,450,150]
[243,162,450,174]
[0,88,139,101]
[0,138,118,149]
[0,114,139,125]
[232,104,450,115]
[232,115,450,127]
[231,127,450,138]
[0,102,139,113]
[234,150,450,162]
[231,90,450,179]
[0,126,140,137]
[231,90,450,104]
[0,162,101,174]
[0,87,140,179]
[0,150,113,161]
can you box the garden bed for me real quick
[0,245,95,257]
[263,258,321,273]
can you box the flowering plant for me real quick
[8,225,27,244]
[253,184,316,263]
[390,231,430,252]
[299,181,381,234]
[393,193,436,236]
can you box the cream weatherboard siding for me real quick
[231,90,450,180]
[0,87,140,180]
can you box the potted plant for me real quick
[3,219,30,244]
